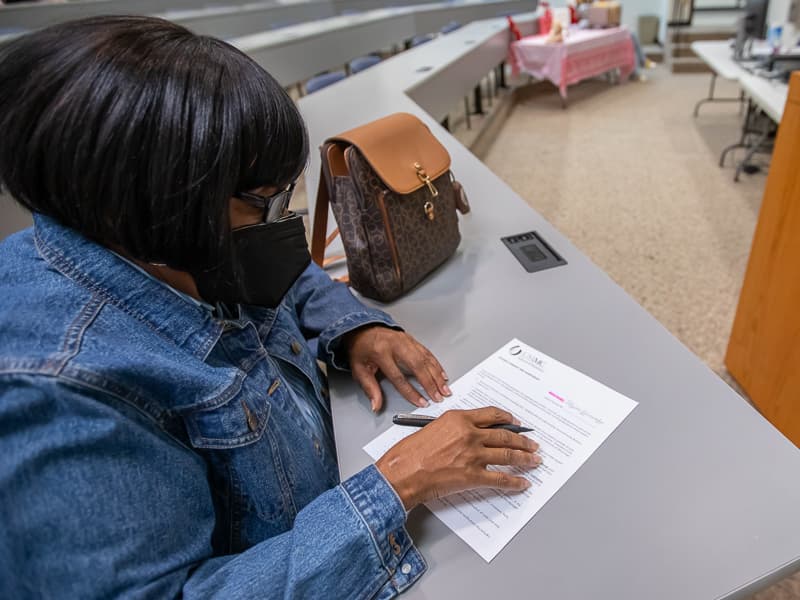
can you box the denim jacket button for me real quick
[290,340,303,355]
[268,379,281,396]
[388,532,402,555]
[401,563,412,575]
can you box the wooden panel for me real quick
[726,72,800,444]
[671,60,713,73]
[671,46,698,58]
[669,30,735,43]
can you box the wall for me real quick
[550,0,664,39]
[621,0,665,36]
[768,0,794,26]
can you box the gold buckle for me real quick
[423,201,435,221]
[414,162,439,198]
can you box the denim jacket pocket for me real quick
[184,395,270,450]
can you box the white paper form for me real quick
[364,338,638,562]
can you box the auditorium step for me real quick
[666,21,739,73]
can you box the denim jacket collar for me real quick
[32,214,224,360]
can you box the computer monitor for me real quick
[744,0,769,39]
[734,0,770,60]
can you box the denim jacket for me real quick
[0,215,426,599]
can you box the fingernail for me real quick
[434,392,444,402]
[371,398,379,412]
[442,371,449,381]
[418,398,429,407]
[529,441,539,452]
[523,480,532,489]
[443,384,452,396]
[513,417,521,426]
[532,455,542,466]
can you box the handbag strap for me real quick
[310,164,330,267]
[311,159,348,277]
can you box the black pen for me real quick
[392,413,533,434]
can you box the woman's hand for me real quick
[345,325,451,411]
[375,407,541,511]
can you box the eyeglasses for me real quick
[234,183,296,224]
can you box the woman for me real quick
[0,17,541,598]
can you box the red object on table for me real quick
[507,15,522,41]
[539,1,553,34]
[569,4,578,24]
[509,26,636,101]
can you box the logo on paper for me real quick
[508,345,545,372]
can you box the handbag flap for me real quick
[326,112,451,195]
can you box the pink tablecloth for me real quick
[510,27,635,100]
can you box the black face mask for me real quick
[193,213,311,308]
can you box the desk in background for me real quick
[232,8,415,86]
[164,0,449,40]
[690,41,790,124]
[0,0,536,39]
[232,0,533,88]
[692,40,792,122]
[163,1,337,40]
[723,73,789,179]
[0,0,257,29]
[739,70,789,122]
[299,14,800,599]
[510,26,635,104]
[691,40,746,116]
[693,40,790,180]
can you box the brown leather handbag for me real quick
[311,112,470,303]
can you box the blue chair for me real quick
[440,21,462,34]
[305,71,346,94]
[410,33,436,47]
[348,54,381,74]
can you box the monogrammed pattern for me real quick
[327,146,462,303]
[329,177,382,299]
[347,149,404,301]
[382,171,460,291]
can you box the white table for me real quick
[691,40,746,116]
[692,39,744,80]
[299,13,800,600]
[692,39,791,123]
[739,71,789,122]
[722,72,790,180]
[694,40,792,181]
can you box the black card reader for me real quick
[501,231,567,273]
